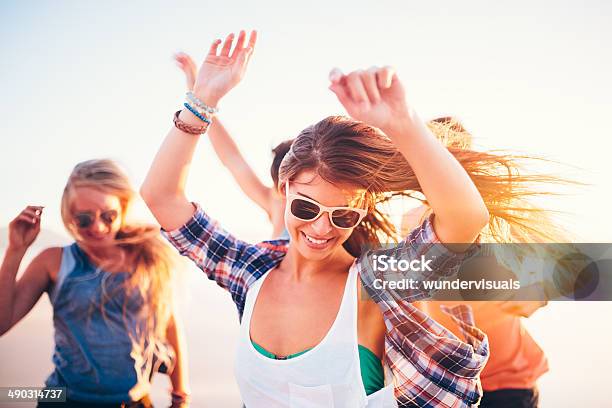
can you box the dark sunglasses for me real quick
[72,210,118,229]
[285,181,367,229]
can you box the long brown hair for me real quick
[61,159,174,345]
[278,116,569,257]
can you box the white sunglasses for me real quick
[285,181,367,229]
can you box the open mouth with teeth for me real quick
[301,231,334,248]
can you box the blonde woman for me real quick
[0,160,189,408]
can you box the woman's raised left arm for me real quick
[329,67,488,248]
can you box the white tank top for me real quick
[235,263,397,408]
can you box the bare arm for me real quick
[209,120,273,215]
[0,206,55,336]
[141,30,258,230]
[140,115,202,230]
[166,313,190,407]
[175,53,272,215]
[329,68,489,247]
[384,109,488,246]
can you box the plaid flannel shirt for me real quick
[163,204,489,407]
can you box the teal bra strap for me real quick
[251,340,310,360]
[251,340,384,395]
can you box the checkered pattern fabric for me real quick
[163,204,489,407]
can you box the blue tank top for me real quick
[45,243,171,403]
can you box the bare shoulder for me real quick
[32,247,63,282]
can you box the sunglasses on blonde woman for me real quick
[285,181,367,229]
[72,210,118,229]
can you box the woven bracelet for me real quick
[173,110,209,135]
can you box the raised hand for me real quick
[328,66,410,134]
[193,30,257,107]
[175,52,197,91]
[8,206,43,252]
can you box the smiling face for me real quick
[68,186,123,246]
[284,170,367,261]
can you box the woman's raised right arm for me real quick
[0,206,57,336]
[175,52,272,216]
[141,30,257,231]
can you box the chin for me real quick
[82,236,114,247]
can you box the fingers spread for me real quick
[220,33,235,57]
[235,44,254,67]
[247,30,258,51]
[208,39,222,56]
[230,30,246,60]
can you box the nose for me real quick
[309,211,334,236]
[92,219,108,235]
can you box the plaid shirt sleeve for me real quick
[161,203,287,318]
[357,213,489,407]
[359,213,480,304]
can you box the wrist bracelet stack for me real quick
[173,110,208,135]
[172,92,219,135]
[186,91,219,115]
[183,102,211,124]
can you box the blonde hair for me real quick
[61,159,174,347]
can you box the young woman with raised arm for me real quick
[141,30,555,407]
[1,160,190,408]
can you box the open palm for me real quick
[193,30,257,106]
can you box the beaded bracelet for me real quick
[183,100,213,121]
[186,91,219,115]
[183,102,212,124]
[173,110,209,135]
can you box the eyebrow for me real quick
[295,191,355,208]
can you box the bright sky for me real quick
[2,0,611,241]
[1,1,612,404]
